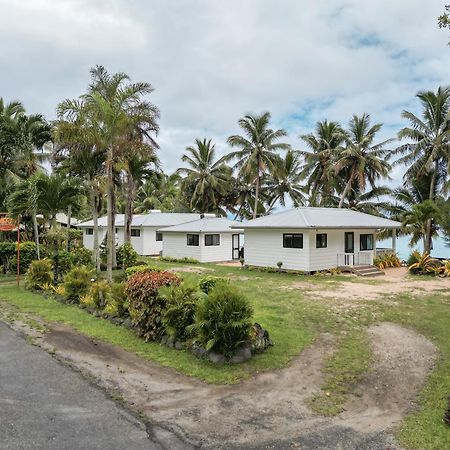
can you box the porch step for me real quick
[338,264,385,277]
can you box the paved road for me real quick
[0,321,181,450]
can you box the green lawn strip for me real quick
[306,328,372,416]
[378,293,450,450]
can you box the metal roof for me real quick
[77,213,208,228]
[231,207,401,230]
[159,217,244,233]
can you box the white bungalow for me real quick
[160,217,244,263]
[77,211,212,255]
[232,207,401,274]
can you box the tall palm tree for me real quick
[266,150,306,210]
[300,120,347,206]
[178,138,231,214]
[395,86,450,253]
[224,112,290,218]
[336,113,392,208]
[57,65,159,281]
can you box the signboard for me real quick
[0,217,16,231]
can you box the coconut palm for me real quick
[300,120,347,206]
[57,65,159,280]
[178,138,231,214]
[336,114,392,208]
[266,150,306,210]
[224,112,290,218]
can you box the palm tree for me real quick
[266,151,306,210]
[224,112,290,218]
[300,120,347,206]
[57,65,159,280]
[395,86,450,252]
[336,114,392,208]
[178,138,231,214]
[344,185,393,216]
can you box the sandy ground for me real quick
[4,319,432,449]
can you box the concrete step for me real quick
[352,265,385,277]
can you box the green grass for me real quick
[0,262,449,448]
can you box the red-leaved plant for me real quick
[125,270,181,341]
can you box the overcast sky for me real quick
[1,0,449,186]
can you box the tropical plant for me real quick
[116,242,138,268]
[225,112,290,218]
[373,252,401,269]
[336,114,392,208]
[189,282,253,358]
[25,259,53,290]
[125,270,180,341]
[395,86,450,252]
[199,276,226,294]
[178,138,231,214]
[160,282,201,341]
[408,251,440,275]
[63,266,93,303]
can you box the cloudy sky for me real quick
[1,0,449,185]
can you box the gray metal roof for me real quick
[159,217,244,233]
[231,207,401,230]
[77,213,208,228]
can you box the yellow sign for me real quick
[0,217,16,231]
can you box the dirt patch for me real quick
[215,262,241,267]
[35,320,436,448]
[338,323,437,432]
[168,266,213,274]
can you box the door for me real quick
[232,234,240,260]
[344,232,354,253]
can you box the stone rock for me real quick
[122,318,133,329]
[160,335,168,345]
[249,323,273,354]
[208,351,226,364]
[174,341,184,350]
[229,344,252,364]
[92,310,101,318]
[111,317,123,325]
[166,336,175,348]
[191,344,207,359]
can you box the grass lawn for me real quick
[0,261,449,449]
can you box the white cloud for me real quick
[0,0,449,188]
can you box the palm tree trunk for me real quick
[66,205,72,252]
[339,176,353,208]
[424,161,438,254]
[106,149,114,281]
[124,171,134,245]
[111,187,117,269]
[253,173,260,219]
[32,210,40,260]
[90,188,100,273]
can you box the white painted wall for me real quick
[244,228,376,271]
[81,227,107,251]
[162,232,238,262]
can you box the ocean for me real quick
[377,235,449,260]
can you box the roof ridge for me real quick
[296,207,311,227]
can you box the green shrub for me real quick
[52,250,73,277]
[10,242,38,274]
[71,247,93,267]
[159,256,199,264]
[87,280,111,308]
[189,282,253,358]
[116,243,138,268]
[0,242,16,273]
[105,282,128,317]
[160,283,201,341]
[199,276,226,294]
[125,264,162,279]
[25,259,53,290]
[408,251,441,275]
[125,271,181,341]
[374,252,401,269]
[63,266,93,303]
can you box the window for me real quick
[205,234,220,246]
[360,234,374,251]
[156,232,163,241]
[85,228,93,235]
[131,229,141,237]
[187,234,199,246]
[316,233,327,248]
[283,233,303,249]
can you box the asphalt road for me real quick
[0,321,181,450]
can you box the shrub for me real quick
[25,259,53,290]
[439,260,450,277]
[408,251,440,275]
[199,276,226,294]
[87,280,111,309]
[71,247,93,267]
[125,264,162,279]
[63,266,93,303]
[52,250,73,278]
[105,282,128,317]
[0,242,16,273]
[374,252,401,269]
[10,242,38,274]
[116,242,138,268]
[160,283,201,341]
[189,282,253,358]
[159,256,199,264]
[125,271,181,341]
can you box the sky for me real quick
[1,0,449,186]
